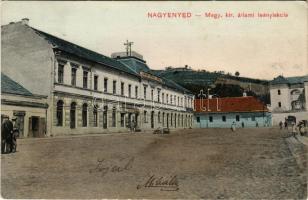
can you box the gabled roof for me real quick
[31,28,140,77]
[194,96,268,113]
[271,75,308,85]
[1,73,33,96]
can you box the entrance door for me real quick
[15,115,25,138]
[29,116,41,137]
[151,111,154,128]
[70,102,76,129]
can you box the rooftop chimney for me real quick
[21,18,29,25]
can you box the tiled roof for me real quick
[194,96,268,113]
[31,28,140,77]
[118,58,191,94]
[118,58,150,73]
[1,73,33,96]
[271,75,308,85]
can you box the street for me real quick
[1,128,307,199]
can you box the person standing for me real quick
[279,121,283,130]
[11,116,19,153]
[291,122,297,137]
[1,117,13,154]
[231,122,236,132]
[241,122,245,128]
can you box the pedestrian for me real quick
[131,119,136,132]
[256,122,259,127]
[241,122,245,128]
[291,122,297,137]
[11,116,19,153]
[1,116,13,154]
[231,122,236,132]
[284,120,288,129]
[279,121,283,130]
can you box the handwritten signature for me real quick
[137,174,179,191]
[89,156,134,177]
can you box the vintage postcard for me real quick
[1,1,307,199]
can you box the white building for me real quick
[1,19,194,137]
[269,75,308,125]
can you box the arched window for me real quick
[82,103,88,127]
[56,100,64,126]
[291,89,301,95]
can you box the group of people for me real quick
[279,119,307,137]
[1,116,19,154]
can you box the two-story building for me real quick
[269,75,308,125]
[1,19,194,137]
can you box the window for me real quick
[144,86,147,100]
[121,82,124,96]
[82,103,88,127]
[278,102,282,107]
[162,93,165,103]
[251,116,256,121]
[178,97,179,106]
[121,113,125,127]
[222,116,226,122]
[56,100,64,126]
[197,117,200,123]
[236,115,240,121]
[135,86,138,98]
[151,89,154,101]
[174,96,176,105]
[209,116,213,122]
[71,67,77,86]
[170,95,173,104]
[157,90,161,103]
[278,90,281,95]
[144,111,147,123]
[113,80,117,94]
[112,108,116,127]
[166,94,169,104]
[58,64,64,83]
[128,84,132,98]
[93,106,98,127]
[181,98,183,107]
[104,78,108,92]
[158,112,161,123]
[94,75,98,91]
[83,71,88,89]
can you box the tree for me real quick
[235,71,240,77]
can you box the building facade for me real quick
[269,75,308,125]
[1,73,48,137]
[1,19,194,137]
[194,96,271,128]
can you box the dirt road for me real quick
[1,128,307,199]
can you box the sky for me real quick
[1,1,307,80]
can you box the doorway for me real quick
[151,111,154,129]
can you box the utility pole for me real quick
[124,40,134,56]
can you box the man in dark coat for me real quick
[1,117,13,154]
[11,116,19,153]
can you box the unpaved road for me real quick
[1,128,307,199]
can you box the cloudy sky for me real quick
[1,1,307,80]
